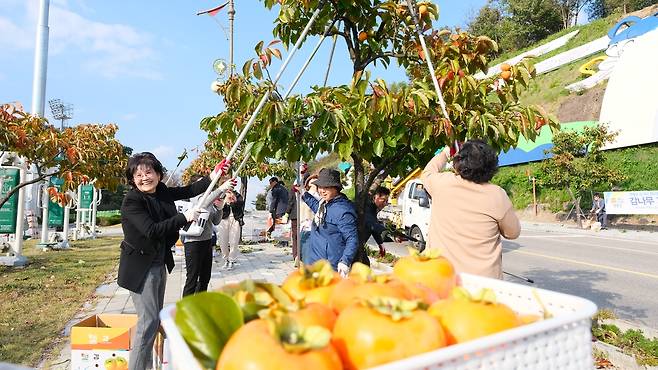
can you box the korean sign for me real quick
[604,191,658,215]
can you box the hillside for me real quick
[510,5,658,121]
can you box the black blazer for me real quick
[118,178,210,292]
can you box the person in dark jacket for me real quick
[119,152,229,370]
[296,168,358,277]
[286,186,300,266]
[218,189,245,270]
[364,186,393,259]
[179,175,235,297]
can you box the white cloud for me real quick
[0,1,161,79]
[0,16,32,49]
[149,145,175,160]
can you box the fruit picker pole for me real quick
[282,18,337,100]
[323,34,338,88]
[405,0,459,152]
[164,148,188,185]
[277,18,337,264]
[194,4,327,208]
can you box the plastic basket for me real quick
[159,273,597,370]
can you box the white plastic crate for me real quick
[160,273,597,370]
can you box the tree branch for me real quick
[0,173,49,208]
[365,146,410,194]
[359,51,408,71]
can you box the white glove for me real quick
[337,262,350,278]
[210,159,231,181]
[219,177,238,192]
[183,207,200,222]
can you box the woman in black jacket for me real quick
[119,152,228,370]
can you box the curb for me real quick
[520,221,658,243]
[594,341,658,370]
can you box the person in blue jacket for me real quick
[297,168,358,277]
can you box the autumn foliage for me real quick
[0,102,127,207]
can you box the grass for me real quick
[0,237,121,367]
[592,310,658,366]
[492,144,658,212]
[491,14,618,66]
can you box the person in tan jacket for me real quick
[421,140,520,278]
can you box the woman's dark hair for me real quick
[125,152,165,186]
[453,140,498,184]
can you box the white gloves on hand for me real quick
[183,207,200,222]
[219,177,238,192]
[210,159,231,181]
[337,262,350,278]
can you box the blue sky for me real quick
[0,0,485,207]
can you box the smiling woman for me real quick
[118,152,225,370]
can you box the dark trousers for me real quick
[291,220,298,259]
[182,239,213,296]
[597,212,607,228]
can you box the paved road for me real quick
[384,229,658,329]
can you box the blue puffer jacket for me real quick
[302,192,359,270]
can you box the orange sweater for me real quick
[421,151,520,278]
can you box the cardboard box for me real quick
[71,349,129,370]
[70,314,137,370]
[71,314,138,350]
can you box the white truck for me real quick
[399,178,431,245]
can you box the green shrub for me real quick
[97,214,121,226]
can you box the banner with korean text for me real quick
[604,191,658,215]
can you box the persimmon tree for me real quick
[540,125,625,228]
[182,137,294,200]
[0,102,127,208]
[201,0,559,248]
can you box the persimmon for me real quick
[291,302,337,331]
[328,263,414,313]
[500,63,512,71]
[219,280,293,322]
[282,260,340,305]
[332,297,446,369]
[428,288,521,345]
[358,31,368,42]
[217,317,341,370]
[500,70,512,80]
[64,171,74,183]
[418,4,428,17]
[392,248,456,299]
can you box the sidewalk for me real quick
[45,240,297,369]
[520,220,658,243]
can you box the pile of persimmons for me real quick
[211,250,540,370]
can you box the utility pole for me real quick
[228,0,235,77]
[31,0,52,245]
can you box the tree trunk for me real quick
[351,155,370,248]
[240,176,248,200]
[566,187,583,228]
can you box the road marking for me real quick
[518,234,588,238]
[503,248,658,280]
[537,236,658,256]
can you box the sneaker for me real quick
[223,260,230,269]
[227,261,234,270]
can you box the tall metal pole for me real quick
[228,0,235,77]
[31,0,50,117]
[32,0,51,244]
